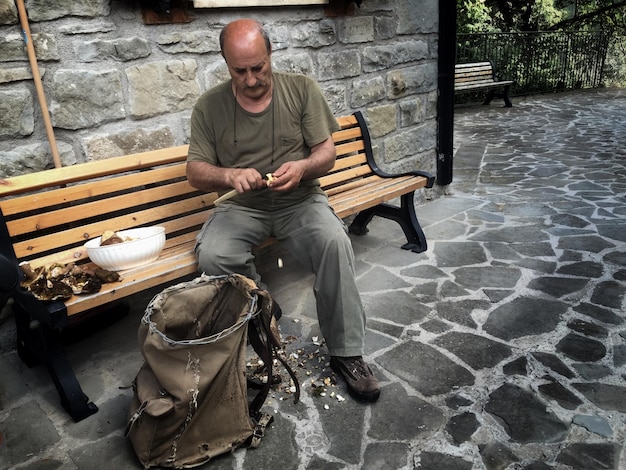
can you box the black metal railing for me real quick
[456,31,611,96]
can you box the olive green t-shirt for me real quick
[187,72,340,211]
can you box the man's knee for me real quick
[195,244,222,275]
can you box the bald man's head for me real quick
[220,19,272,61]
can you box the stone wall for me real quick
[0,0,439,184]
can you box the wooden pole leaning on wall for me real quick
[16,0,62,168]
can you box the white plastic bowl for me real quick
[85,226,166,271]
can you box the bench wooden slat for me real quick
[64,250,199,315]
[333,126,362,143]
[320,164,373,190]
[334,140,366,158]
[28,211,209,268]
[331,175,430,216]
[323,174,380,197]
[335,114,358,129]
[0,146,189,197]
[325,153,367,173]
[456,68,493,76]
[7,179,200,237]
[0,164,189,216]
[11,194,213,260]
[454,61,491,69]
[456,81,514,91]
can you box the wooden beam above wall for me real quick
[193,0,328,6]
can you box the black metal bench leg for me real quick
[14,304,98,422]
[502,85,513,107]
[348,192,428,253]
[482,89,495,105]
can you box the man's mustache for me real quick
[243,81,267,90]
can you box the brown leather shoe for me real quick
[330,356,380,402]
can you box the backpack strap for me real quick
[246,412,274,449]
[247,297,301,415]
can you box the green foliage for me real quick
[529,0,566,29]
[457,0,497,33]
[458,0,625,33]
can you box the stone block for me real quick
[337,16,374,44]
[362,39,429,73]
[0,142,75,177]
[82,126,176,160]
[386,62,437,99]
[0,88,33,137]
[126,59,200,119]
[396,0,439,34]
[76,37,151,62]
[383,122,436,163]
[0,32,59,62]
[318,50,360,80]
[400,91,437,126]
[157,30,220,54]
[0,66,44,83]
[200,60,229,89]
[50,68,125,130]
[58,20,116,34]
[273,52,314,76]
[374,16,396,40]
[320,83,347,115]
[289,20,336,48]
[349,75,384,108]
[365,104,396,137]
[0,0,17,25]
[25,0,110,21]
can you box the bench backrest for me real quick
[454,61,497,88]
[0,113,374,269]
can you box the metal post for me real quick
[437,0,456,186]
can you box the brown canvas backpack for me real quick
[125,274,299,469]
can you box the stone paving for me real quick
[0,89,625,469]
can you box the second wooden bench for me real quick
[455,61,514,107]
[0,110,434,422]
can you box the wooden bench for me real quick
[0,111,434,422]
[455,61,514,107]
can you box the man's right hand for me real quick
[226,167,266,194]
[187,161,265,194]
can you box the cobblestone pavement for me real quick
[1,89,625,470]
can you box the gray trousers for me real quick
[195,193,365,357]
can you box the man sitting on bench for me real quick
[186,19,380,402]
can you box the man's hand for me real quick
[227,168,266,193]
[267,136,337,192]
[266,161,306,192]
[187,161,266,194]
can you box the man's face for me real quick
[224,33,272,101]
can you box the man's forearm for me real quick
[186,161,232,193]
[301,136,336,180]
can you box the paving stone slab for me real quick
[484,297,569,340]
[485,383,569,443]
[377,341,475,396]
